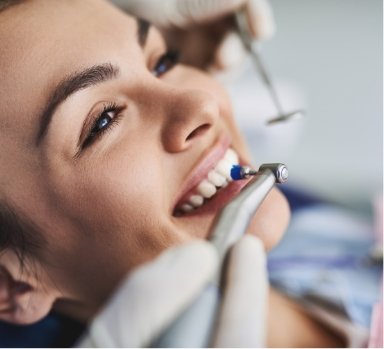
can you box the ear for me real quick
[0,251,58,325]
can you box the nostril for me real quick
[186,124,211,141]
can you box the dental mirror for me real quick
[235,7,305,125]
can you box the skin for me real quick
[0,0,289,322]
[0,2,350,347]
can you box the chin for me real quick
[245,187,290,251]
[185,187,290,250]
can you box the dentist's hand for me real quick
[112,0,275,73]
[77,235,268,347]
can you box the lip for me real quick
[172,134,252,216]
[172,135,230,211]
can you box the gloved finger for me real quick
[210,30,248,73]
[245,0,275,40]
[78,241,218,348]
[207,0,275,74]
[113,0,248,28]
[113,0,275,38]
[171,0,247,27]
[213,235,268,348]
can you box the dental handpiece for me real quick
[152,163,288,348]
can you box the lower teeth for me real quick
[180,184,225,213]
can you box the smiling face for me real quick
[0,0,289,322]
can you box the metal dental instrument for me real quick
[211,163,288,265]
[152,163,288,348]
[235,8,305,125]
[230,163,288,181]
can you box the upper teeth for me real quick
[178,148,239,213]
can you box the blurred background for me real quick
[227,0,382,214]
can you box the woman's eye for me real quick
[82,104,123,149]
[152,50,179,77]
[93,111,113,132]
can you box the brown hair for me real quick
[0,201,46,269]
[0,0,45,267]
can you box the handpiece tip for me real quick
[231,165,258,180]
[231,163,289,182]
[230,165,244,180]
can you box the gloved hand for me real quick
[112,0,275,73]
[77,235,268,347]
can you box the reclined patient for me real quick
[0,0,381,347]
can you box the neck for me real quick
[53,298,98,324]
[54,287,346,347]
[267,288,345,347]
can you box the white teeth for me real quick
[215,159,234,181]
[224,148,239,164]
[180,204,194,213]
[189,194,204,207]
[197,180,217,198]
[177,148,240,214]
[207,170,227,187]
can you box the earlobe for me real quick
[0,264,57,325]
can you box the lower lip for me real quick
[175,173,252,217]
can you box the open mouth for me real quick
[174,147,248,216]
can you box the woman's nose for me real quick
[161,90,219,153]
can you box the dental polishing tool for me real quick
[230,163,288,182]
[152,163,288,347]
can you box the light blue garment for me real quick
[267,204,382,328]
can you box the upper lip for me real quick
[172,135,231,210]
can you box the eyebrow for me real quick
[36,18,151,145]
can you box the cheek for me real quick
[246,188,290,251]
[76,157,175,248]
[51,143,188,271]
[44,144,192,300]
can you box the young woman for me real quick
[1,0,379,347]
[0,0,288,324]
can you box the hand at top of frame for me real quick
[114,0,275,74]
[76,235,268,347]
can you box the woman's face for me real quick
[0,0,289,315]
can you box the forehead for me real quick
[0,0,137,69]
[0,0,137,139]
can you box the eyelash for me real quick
[82,102,124,149]
[82,49,180,149]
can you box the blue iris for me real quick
[96,115,111,131]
